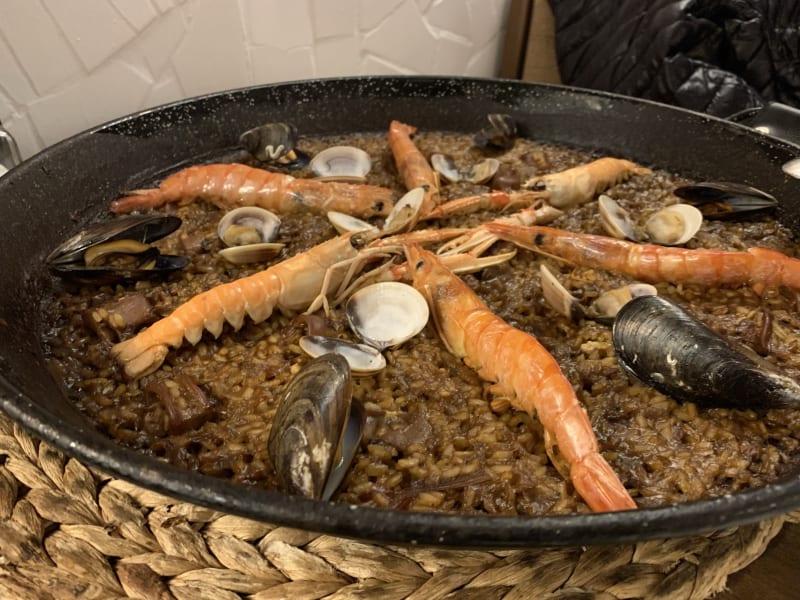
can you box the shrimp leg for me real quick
[111,163,394,218]
[484,223,800,292]
[405,243,636,512]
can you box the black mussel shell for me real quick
[267,353,356,500]
[612,295,800,410]
[47,214,182,266]
[474,113,517,151]
[239,122,309,169]
[49,251,189,285]
[673,181,778,220]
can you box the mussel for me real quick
[239,122,309,168]
[673,181,778,220]
[47,214,188,283]
[612,295,800,410]
[267,353,364,500]
[474,113,517,150]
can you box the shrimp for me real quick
[388,120,440,216]
[112,228,475,379]
[404,244,636,512]
[110,163,394,218]
[112,232,368,378]
[422,190,544,220]
[484,222,800,292]
[436,202,564,256]
[525,157,652,208]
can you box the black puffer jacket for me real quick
[550,0,800,117]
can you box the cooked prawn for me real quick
[422,189,544,220]
[388,120,440,216]
[405,243,637,512]
[485,222,800,293]
[525,157,652,208]
[110,163,394,218]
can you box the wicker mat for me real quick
[0,411,796,600]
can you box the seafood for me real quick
[484,223,800,293]
[267,353,364,500]
[405,243,637,512]
[47,214,188,283]
[299,336,386,374]
[599,195,704,245]
[239,122,308,167]
[388,120,441,216]
[112,232,369,378]
[217,206,284,264]
[524,157,652,208]
[474,113,516,150]
[310,146,371,182]
[110,163,394,218]
[613,295,800,410]
[431,154,499,185]
[345,281,429,350]
[422,189,544,220]
[673,181,778,220]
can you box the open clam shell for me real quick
[299,335,386,374]
[267,353,361,500]
[310,146,371,182]
[345,281,429,350]
[644,203,703,245]
[431,154,500,185]
[382,187,425,233]
[327,211,380,235]
[239,122,308,167]
[217,207,284,264]
[613,295,800,410]
[598,195,637,241]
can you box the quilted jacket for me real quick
[550,0,800,117]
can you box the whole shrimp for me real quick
[112,228,487,379]
[484,222,800,293]
[110,163,394,218]
[525,157,652,208]
[405,243,637,512]
[388,120,440,217]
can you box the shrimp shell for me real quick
[111,163,394,218]
[405,243,636,512]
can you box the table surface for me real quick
[718,521,799,598]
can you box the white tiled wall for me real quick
[0,0,511,159]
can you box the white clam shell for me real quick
[219,242,284,264]
[598,194,637,241]
[345,281,429,350]
[299,335,386,374]
[218,207,281,247]
[431,154,499,184]
[382,187,425,233]
[310,146,371,182]
[327,211,379,235]
[591,283,658,319]
[645,203,703,245]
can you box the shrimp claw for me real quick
[405,243,636,512]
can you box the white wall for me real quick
[0,0,511,159]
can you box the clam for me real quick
[345,281,429,350]
[612,295,800,410]
[47,214,188,283]
[673,181,778,220]
[474,113,517,150]
[267,353,364,500]
[430,154,500,185]
[382,187,425,233]
[327,211,379,235]
[599,195,703,245]
[540,264,656,323]
[217,207,284,264]
[239,122,308,168]
[299,335,386,374]
[310,146,371,182]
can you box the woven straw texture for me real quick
[0,410,796,600]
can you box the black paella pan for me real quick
[1,76,799,548]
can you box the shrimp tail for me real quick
[572,453,637,513]
[111,189,169,213]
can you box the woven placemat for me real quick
[0,410,796,600]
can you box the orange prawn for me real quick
[405,243,637,512]
[388,120,440,216]
[484,223,800,292]
[525,157,652,208]
[422,189,544,220]
[110,163,394,218]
